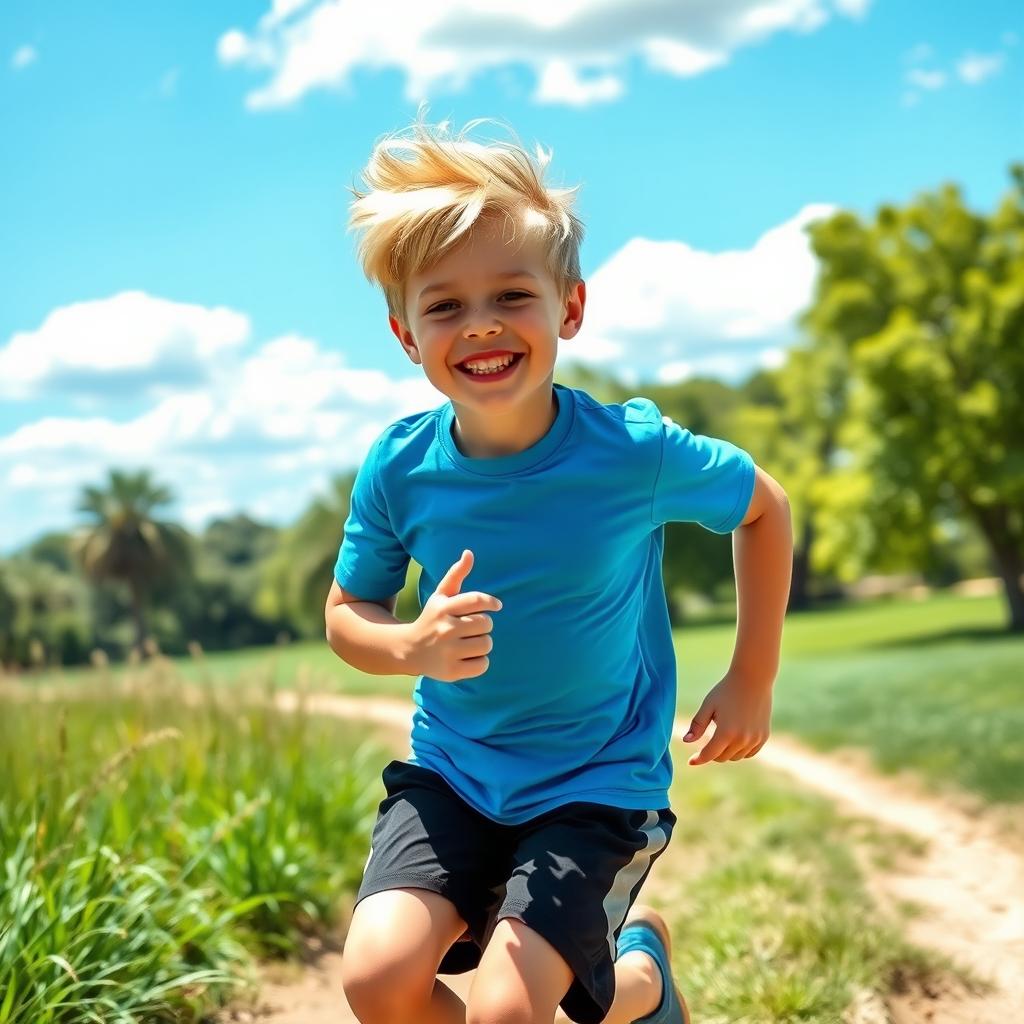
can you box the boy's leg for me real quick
[466,804,676,1024]
[469,916,575,1023]
[553,962,659,1024]
[342,886,469,1024]
[343,761,508,1023]
[470,915,663,1024]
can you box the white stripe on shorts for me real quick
[601,811,671,962]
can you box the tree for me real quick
[802,165,1024,630]
[256,473,359,637]
[71,469,193,653]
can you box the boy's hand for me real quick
[682,669,773,767]
[406,549,503,682]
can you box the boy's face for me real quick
[390,214,585,412]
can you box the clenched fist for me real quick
[406,549,503,682]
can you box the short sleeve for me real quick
[651,414,756,534]
[333,435,410,600]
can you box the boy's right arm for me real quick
[325,580,417,676]
[324,550,501,683]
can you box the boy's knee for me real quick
[466,993,537,1024]
[341,943,436,1023]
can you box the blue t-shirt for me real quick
[334,383,755,825]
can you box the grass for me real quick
[14,590,1024,804]
[670,591,1024,805]
[1,639,985,1023]
[0,662,389,1023]
[655,759,973,1023]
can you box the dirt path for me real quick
[239,692,1024,1024]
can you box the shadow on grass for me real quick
[865,625,1018,651]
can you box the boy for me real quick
[326,118,793,1024]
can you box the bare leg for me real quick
[553,950,662,1024]
[423,977,468,1024]
[343,889,472,1024]
[554,904,684,1024]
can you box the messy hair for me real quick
[347,114,585,326]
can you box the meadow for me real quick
[3,588,1015,1021]
[0,675,388,1023]
[39,589,1021,803]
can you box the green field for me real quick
[5,590,1005,1020]
[24,589,1020,805]
[1,666,965,1023]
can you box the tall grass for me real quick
[0,659,388,1023]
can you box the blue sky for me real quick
[2,0,1021,553]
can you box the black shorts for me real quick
[355,759,676,1024]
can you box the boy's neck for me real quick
[451,385,558,459]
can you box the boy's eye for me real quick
[426,291,532,315]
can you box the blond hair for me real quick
[348,115,585,326]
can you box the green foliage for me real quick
[0,664,387,1021]
[800,168,1024,627]
[255,472,356,636]
[72,469,194,651]
[0,557,92,668]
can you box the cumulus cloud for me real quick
[906,67,946,90]
[0,292,250,404]
[534,60,624,106]
[0,296,442,550]
[561,203,835,386]
[10,45,37,71]
[216,0,871,110]
[901,40,1010,106]
[955,50,1005,84]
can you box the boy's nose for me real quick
[464,320,503,339]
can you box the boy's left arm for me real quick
[684,464,793,767]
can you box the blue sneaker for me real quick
[615,905,690,1024]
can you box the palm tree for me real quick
[72,469,192,654]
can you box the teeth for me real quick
[465,354,515,373]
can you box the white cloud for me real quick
[560,203,835,385]
[642,38,727,77]
[0,297,444,550]
[217,0,871,110]
[0,292,250,402]
[906,67,946,90]
[956,51,1005,84]
[534,60,624,106]
[11,45,37,71]
[833,0,870,16]
[901,40,1011,107]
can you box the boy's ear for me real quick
[389,315,421,363]
[559,280,586,341]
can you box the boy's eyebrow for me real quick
[418,271,539,300]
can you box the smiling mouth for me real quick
[455,352,526,376]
